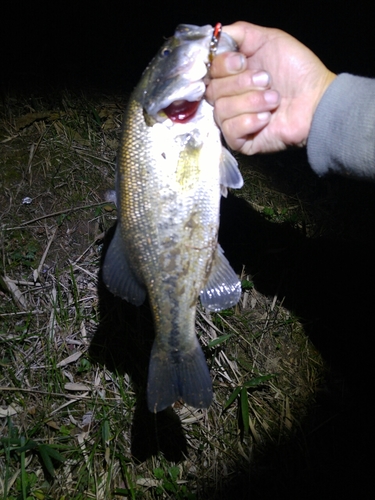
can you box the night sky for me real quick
[3,0,375,92]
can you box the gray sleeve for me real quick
[307,73,375,179]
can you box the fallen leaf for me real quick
[56,351,83,367]
[64,382,91,391]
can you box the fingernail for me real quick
[252,71,270,87]
[226,53,246,73]
[264,90,279,104]
[257,111,271,121]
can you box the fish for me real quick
[102,24,244,413]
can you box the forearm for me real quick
[307,73,375,179]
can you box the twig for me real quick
[1,275,28,310]
[33,226,58,282]
[5,279,42,287]
[5,201,110,229]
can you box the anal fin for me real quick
[200,244,241,311]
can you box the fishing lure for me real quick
[208,22,222,66]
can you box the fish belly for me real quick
[118,100,221,411]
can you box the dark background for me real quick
[3,0,375,91]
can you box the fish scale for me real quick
[103,24,243,412]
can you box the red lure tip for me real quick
[209,23,222,65]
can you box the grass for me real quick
[1,87,374,499]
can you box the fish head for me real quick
[138,24,237,124]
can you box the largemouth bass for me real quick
[103,24,243,413]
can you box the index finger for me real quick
[222,21,279,56]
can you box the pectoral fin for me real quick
[102,225,146,306]
[219,147,243,197]
[200,245,241,311]
[104,189,117,206]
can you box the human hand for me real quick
[206,21,336,155]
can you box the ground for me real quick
[1,88,374,499]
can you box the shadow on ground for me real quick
[90,149,374,498]
[89,224,188,463]
[216,151,374,499]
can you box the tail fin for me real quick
[147,338,212,413]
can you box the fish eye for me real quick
[161,48,171,57]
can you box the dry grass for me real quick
[0,87,350,500]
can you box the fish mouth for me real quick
[162,99,201,123]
